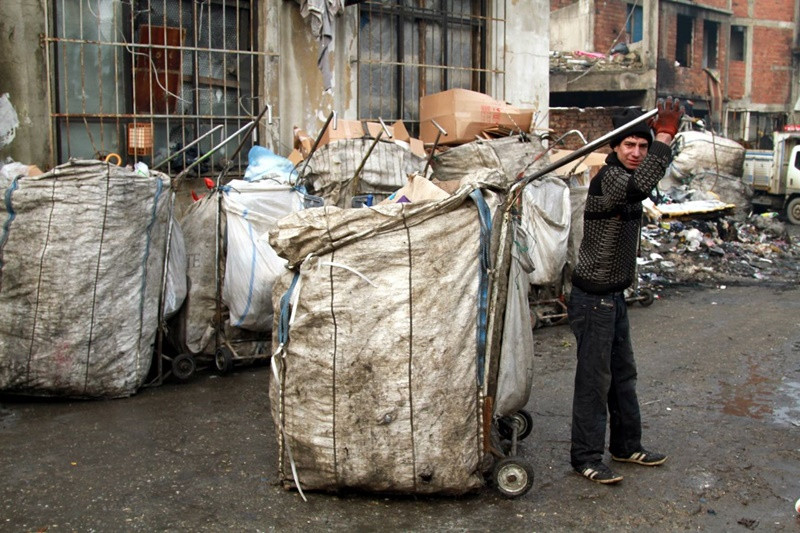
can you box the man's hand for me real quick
[649,96,684,138]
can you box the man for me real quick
[568,97,684,484]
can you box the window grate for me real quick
[356,0,505,136]
[45,0,265,175]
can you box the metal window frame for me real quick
[356,0,504,132]
[44,0,264,174]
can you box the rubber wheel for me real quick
[498,409,533,441]
[493,458,534,498]
[786,196,800,225]
[530,310,540,330]
[638,288,655,307]
[215,346,234,375]
[171,353,196,382]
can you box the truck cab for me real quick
[744,131,800,224]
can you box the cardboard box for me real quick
[391,120,427,158]
[319,119,370,147]
[419,89,533,146]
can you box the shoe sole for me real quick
[577,469,623,484]
[611,455,667,466]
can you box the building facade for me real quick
[550,0,800,148]
[0,0,550,172]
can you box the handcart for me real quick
[153,105,280,384]
[266,109,659,500]
[484,108,660,495]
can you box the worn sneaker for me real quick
[611,449,667,466]
[575,462,623,484]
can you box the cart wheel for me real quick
[498,409,533,441]
[638,288,655,307]
[171,353,196,382]
[493,457,534,498]
[215,346,234,375]
[530,311,540,330]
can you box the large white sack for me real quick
[163,219,187,319]
[268,172,506,494]
[521,176,571,286]
[494,223,536,417]
[0,160,170,398]
[301,139,427,207]
[663,131,745,185]
[171,195,221,355]
[222,180,304,331]
[431,134,548,185]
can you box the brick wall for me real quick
[592,0,632,53]
[727,61,746,100]
[550,0,577,10]
[548,107,628,152]
[750,26,794,105]
[754,0,795,21]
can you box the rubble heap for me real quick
[638,214,800,287]
[549,50,644,72]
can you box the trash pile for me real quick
[549,49,644,72]
[638,214,800,287]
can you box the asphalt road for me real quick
[2,283,800,532]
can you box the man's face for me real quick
[613,136,649,170]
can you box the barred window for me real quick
[357,0,503,135]
[47,0,264,174]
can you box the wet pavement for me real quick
[2,284,800,531]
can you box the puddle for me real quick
[718,355,800,427]
[719,357,774,420]
[772,380,800,427]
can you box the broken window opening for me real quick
[46,0,264,174]
[730,25,745,62]
[703,20,718,69]
[356,0,503,136]
[626,3,643,44]
[675,14,693,68]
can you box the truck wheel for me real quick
[786,197,800,225]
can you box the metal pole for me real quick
[152,124,224,171]
[298,111,338,179]
[423,119,447,178]
[507,108,658,208]
[174,121,254,181]
[351,118,391,187]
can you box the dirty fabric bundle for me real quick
[301,139,427,207]
[222,180,305,331]
[170,181,302,355]
[521,176,571,286]
[662,131,752,213]
[0,160,170,398]
[268,172,507,495]
[169,195,221,355]
[431,135,548,185]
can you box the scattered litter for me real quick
[636,214,800,288]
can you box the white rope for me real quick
[270,344,308,502]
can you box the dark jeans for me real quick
[567,286,642,468]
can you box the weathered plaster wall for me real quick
[550,0,593,52]
[0,0,52,168]
[505,0,551,126]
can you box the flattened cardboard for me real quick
[419,89,533,146]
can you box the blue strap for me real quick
[278,271,301,345]
[232,208,257,327]
[469,189,492,386]
[0,176,20,271]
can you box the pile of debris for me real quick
[638,214,800,287]
[549,49,644,73]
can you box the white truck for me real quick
[743,130,800,224]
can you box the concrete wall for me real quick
[0,0,52,168]
[550,0,593,52]
[269,0,551,147]
[505,0,551,118]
